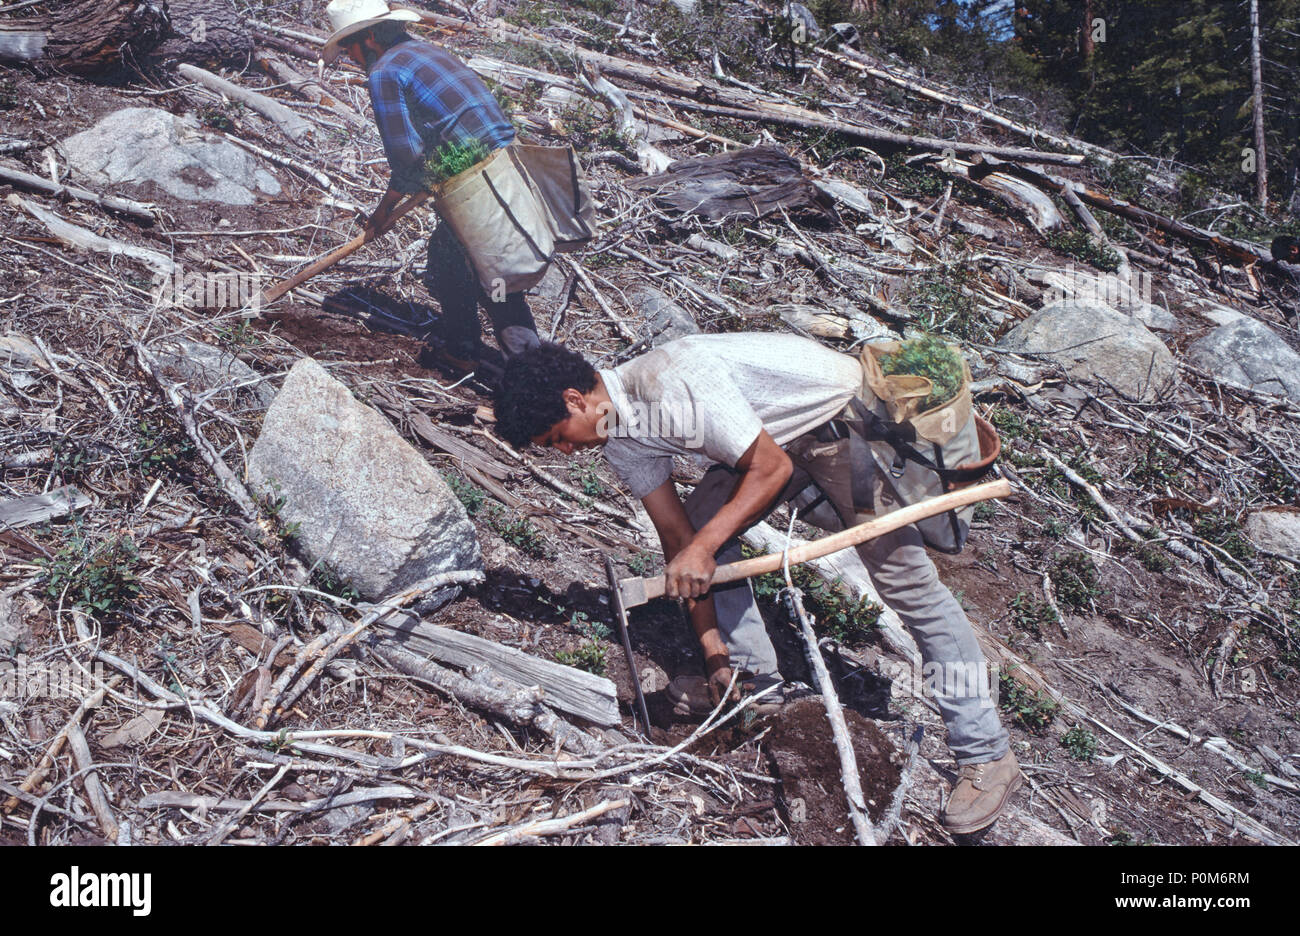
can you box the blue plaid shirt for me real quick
[368,40,515,194]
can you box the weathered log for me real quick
[413,10,1083,167]
[375,614,621,727]
[579,65,671,175]
[373,642,603,756]
[973,156,1273,267]
[922,155,1065,234]
[625,146,833,222]
[177,63,313,144]
[0,0,167,73]
[153,0,253,67]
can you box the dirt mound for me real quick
[765,698,900,845]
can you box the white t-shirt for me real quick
[600,334,863,499]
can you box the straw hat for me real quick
[321,0,421,63]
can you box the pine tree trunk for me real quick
[1249,0,1268,208]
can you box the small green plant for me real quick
[487,506,550,558]
[1061,725,1098,761]
[423,138,490,187]
[40,529,142,622]
[1008,591,1058,636]
[1049,552,1102,611]
[310,563,359,604]
[134,418,193,472]
[1046,229,1121,272]
[1193,512,1254,562]
[442,471,486,516]
[215,318,261,348]
[199,103,239,132]
[1126,431,1187,489]
[627,550,657,576]
[748,546,881,646]
[903,266,988,342]
[998,669,1059,731]
[554,611,611,675]
[1243,770,1268,789]
[568,460,606,499]
[259,482,301,543]
[990,408,1041,444]
[877,336,965,411]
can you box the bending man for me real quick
[494,335,1020,835]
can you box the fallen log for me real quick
[0,0,167,73]
[824,46,1169,184]
[926,155,1065,234]
[973,156,1273,267]
[0,162,158,223]
[372,642,603,756]
[177,63,313,145]
[579,65,672,175]
[626,99,1087,168]
[625,145,832,222]
[375,614,621,727]
[412,10,1083,167]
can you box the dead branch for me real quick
[780,513,877,846]
[0,162,158,223]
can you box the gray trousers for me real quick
[682,424,1009,765]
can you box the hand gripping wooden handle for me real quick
[619,478,1012,609]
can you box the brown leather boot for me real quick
[941,749,1023,834]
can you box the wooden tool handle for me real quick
[632,478,1012,604]
[260,191,431,303]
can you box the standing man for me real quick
[322,0,541,366]
[493,335,1021,835]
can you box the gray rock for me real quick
[997,298,1176,401]
[1186,316,1300,403]
[58,107,281,206]
[1244,508,1300,557]
[152,337,274,407]
[830,22,861,49]
[247,359,482,600]
[784,2,821,41]
[629,284,699,346]
[530,262,570,301]
[1128,302,1178,332]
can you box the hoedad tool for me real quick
[605,555,653,737]
[614,479,1013,610]
[259,191,430,304]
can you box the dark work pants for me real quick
[424,221,539,356]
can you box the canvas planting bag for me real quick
[850,340,1000,553]
[510,144,597,253]
[431,144,556,294]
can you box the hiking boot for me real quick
[666,674,785,717]
[941,749,1023,835]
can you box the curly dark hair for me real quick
[494,343,598,448]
